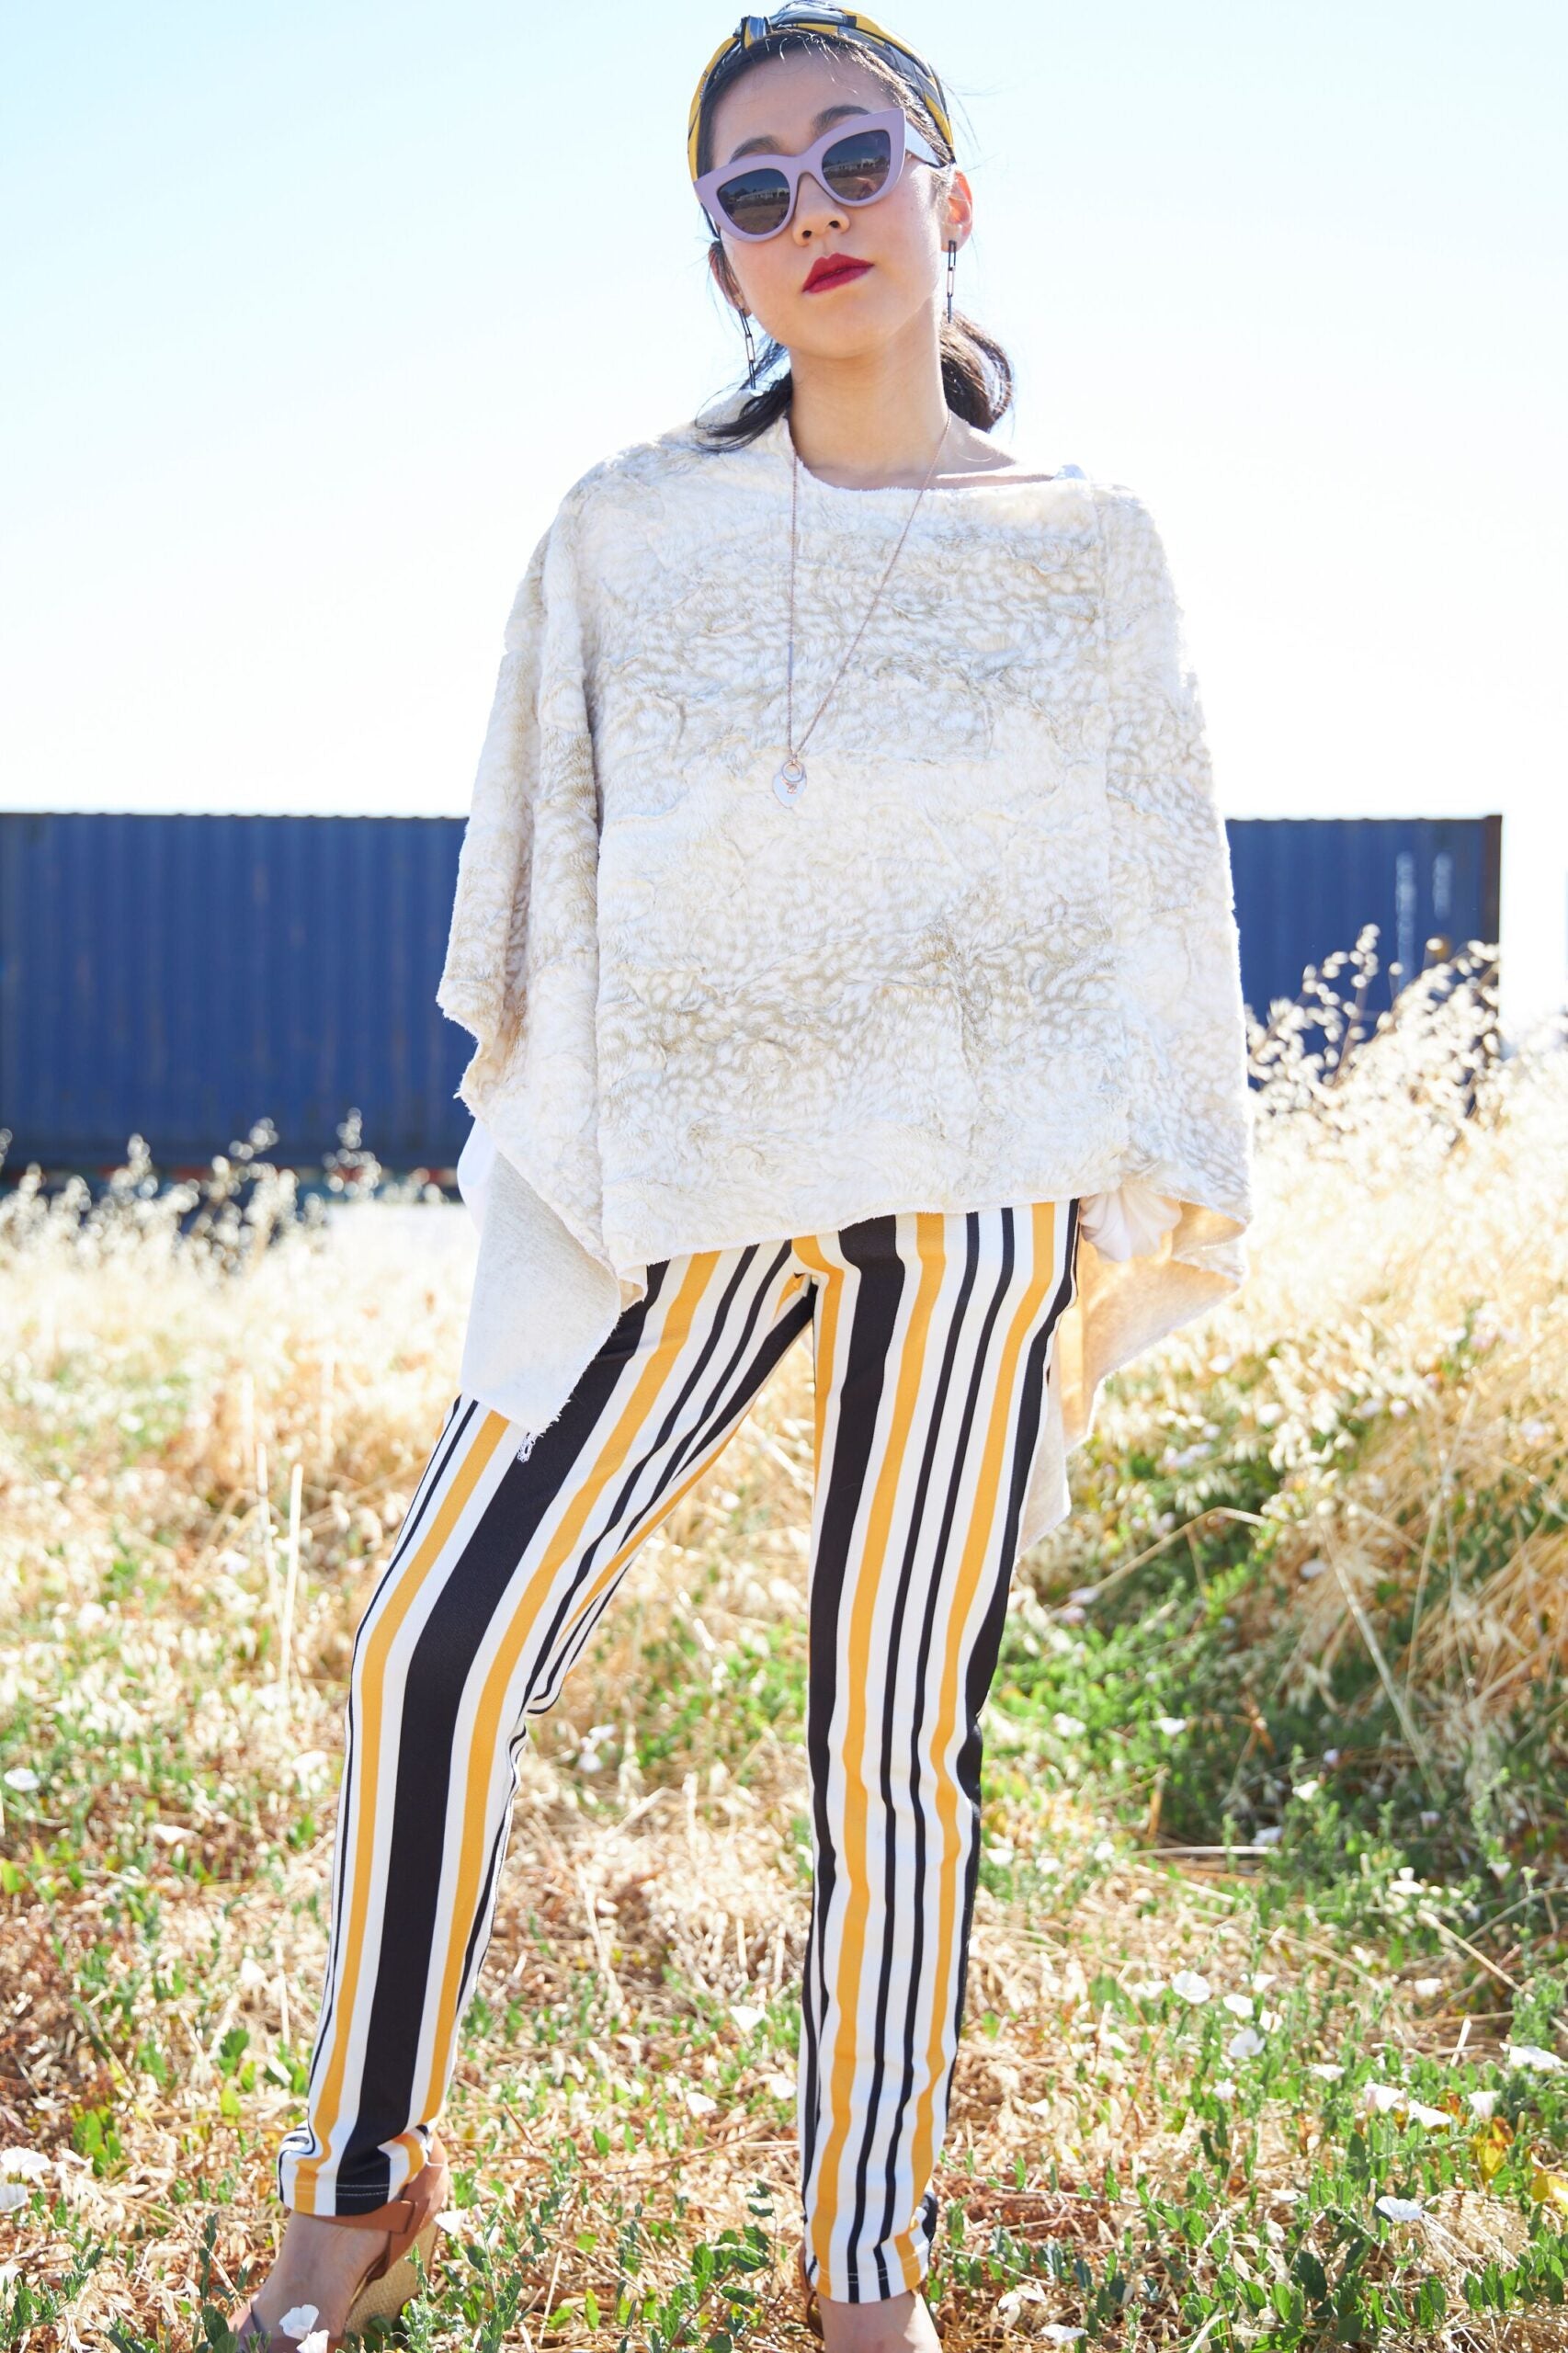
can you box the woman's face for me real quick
[703,51,971,363]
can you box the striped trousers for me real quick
[278,1199,1078,2302]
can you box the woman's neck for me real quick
[784,326,951,489]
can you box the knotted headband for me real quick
[686,4,956,181]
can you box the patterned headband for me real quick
[687,5,957,182]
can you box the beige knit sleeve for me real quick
[435,523,553,1090]
[435,495,608,1256]
[1049,485,1255,1461]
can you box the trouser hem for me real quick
[805,2244,932,2303]
[278,2152,431,2218]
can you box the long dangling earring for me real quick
[946,240,957,324]
[741,310,758,390]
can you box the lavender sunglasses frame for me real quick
[693,106,946,242]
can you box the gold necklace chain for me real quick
[775,412,951,809]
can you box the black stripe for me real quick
[871,1205,1017,2284]
[846,1211,981,2295]
[799,1215,905,2229]
[517,1245,789,1718]
[524,1261,813,1716]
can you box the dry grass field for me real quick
[3,946,1566,2351]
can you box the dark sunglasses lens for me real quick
[822,126,892,201]
[716,165,791,236]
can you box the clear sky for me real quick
[4,2,1564,1025]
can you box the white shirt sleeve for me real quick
[1078,1178,1181,1262]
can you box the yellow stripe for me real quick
[414,1253,727,2124]
[897,1201,1058,2285]
[295,1404,513,2210]
[809,1211,946,2277]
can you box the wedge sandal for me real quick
[229,2138,449,2351]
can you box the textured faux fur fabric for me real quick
[436,402,1254,1550]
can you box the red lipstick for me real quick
[803,254,872,292]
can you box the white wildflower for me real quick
[1309,2063,1345,2080]
[1227,2028,1266,2062]
[1509,2044,1567,2074]
[0,2186,28,2215]
[1293,1779,1321,1801]
[2,1768,39,1793]
[1412,1977,1443,1997]
[1153,1716,1188,1738]
[0,2152,50,2180]
[1211,2078,1237,2101]
[729,2006,767,2035]
[1256,1825,1284,1847]
[685,2089,718,2115]
[278,2310,320,2341]
[996,2283,1047,2320]
[1222,1994,1254,2019]
[1052,1712,1085,1738]
[1171,1971,1211,2005]
[765,2072,796,2100]
[1467,2089,1500,2119]
[1363,2082,1406,2113]
[1376,2196,1425,2223]
[299,2336,330,2353]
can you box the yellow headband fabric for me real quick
[687,6,955,182]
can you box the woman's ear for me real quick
[941,166,976,255]
[707,239,744,313]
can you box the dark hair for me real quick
[690,28,1013,449]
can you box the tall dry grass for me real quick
[1030,940,1566,1804]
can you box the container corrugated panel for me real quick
[1,810,1505,1178]
[1224,815,1501,1021]
[0,813,472,1173]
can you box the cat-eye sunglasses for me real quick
[692,106,945,242]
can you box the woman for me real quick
[233,7,1252,2347]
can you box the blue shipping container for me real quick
[0,813,472,1175]
[1226,814,1501,1024]
[0,810,1503,1177]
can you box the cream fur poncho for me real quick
[436,400,1254,1551]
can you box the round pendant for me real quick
[774,755,807,808]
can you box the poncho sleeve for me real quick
[1048,485,1255,1459]
[435,495,609,1267]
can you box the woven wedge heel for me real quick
[229,2139,449,2351]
